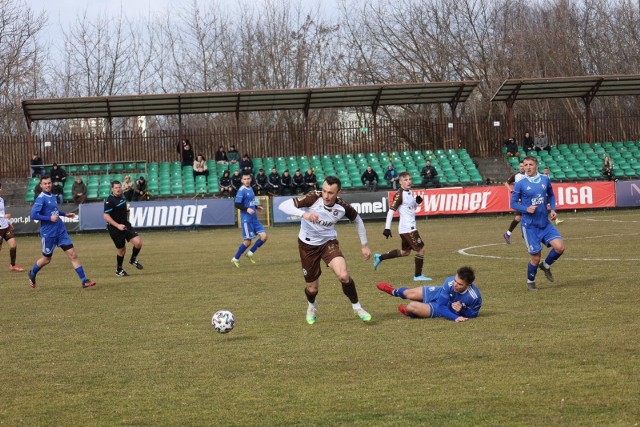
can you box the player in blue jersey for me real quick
[510,156,565,291]
[377,266,481,322]
[231,171,268,268]
[28,176,96,289]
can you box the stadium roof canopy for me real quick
[22,81,479,123]
[491,74,640,141]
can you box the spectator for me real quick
[504,137,520,158]
[303,168,317,193]
[280,169,293,195]
[230,169,242,196]
[267,167,281,195]
[254,168,269,196]
[193,155,209,178]
[239,153,254,175]
[50,163,67,204]
[292,170,306,194]
[384,163,399,189]
[215,146,229,165]
[71,176,87,204]
[228,145,240,164]
[30,154,45,178]
[361,165,379,192]
[219,170,233,197]
[420,160,440,188]
[602,156,614,181]
[181,142,194,168]
[534,130,550,153]
[122,175,134,201]
[522,131,535,153]
[132,176,148,201]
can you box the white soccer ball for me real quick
[211,310,236,334]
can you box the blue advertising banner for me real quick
[79,198,236,230]
[8,205,81,235]
[615,180,640,207]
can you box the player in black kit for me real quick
[103,181,144,276]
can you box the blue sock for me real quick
[250,239,265,253]
[545,249,562,266]
[32,263,42,277]
[75,266,86,282]
[527,262,538,282]
[393,287,408,299]
[234,244,248,260]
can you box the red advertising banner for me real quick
[393,181,616,216]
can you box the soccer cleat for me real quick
[373,253,382,270]
[129,259,144,270]
[538,262,554,282]
[555,218,564,225]
[306,306,317,325]
[527,281,538,292]
[503,232,511,244]
[28,270,36,288]
[82,279,96,288]
[376,282,395,295]
[413,275,432,281]
[231,258,240,269]
[245,251,256,264]
[397,305,409,316]
[354,307,372,322]
[9,265,25,272]
[115,269,129,277]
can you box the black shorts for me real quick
[108,225,139,249]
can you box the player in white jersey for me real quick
[0,182,25,272]
[372,172,431,281]
[503,161,526,244]
[278,176,372,324]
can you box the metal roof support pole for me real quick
[178,96,183,163]
[235,93,241,151]
[372,88,382,154]
[303,91,312,158]
[25,117,33,170]
[106,99,113,161]
[449,86,465,149]
[583,80,602,144]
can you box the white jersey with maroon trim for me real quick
[293,192,358,246]
[389,189,417,234]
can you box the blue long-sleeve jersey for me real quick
[510,173,556,228]
[30,192,67,237]
[235,185,258,222]
[432,275,483,321]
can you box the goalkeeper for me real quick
[372,171,432,281]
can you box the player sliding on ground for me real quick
[377,266,482,322]
[279,176,372,324]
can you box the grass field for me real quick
[1,209,639,426]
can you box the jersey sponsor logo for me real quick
[129,204,208,227]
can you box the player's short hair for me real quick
[457,266,475,284]
[324,175,342,190]
[40,174,51,182]
[523,155,538,164]
[241,171,252,177]
[111,180,121,187]
[398,171,411,179]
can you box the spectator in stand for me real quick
[522,131,535,153]
[177,139,190,160]
[181,142,195,168]
[71,176,87,204]
[219,170,233,197]
[254,168,269,196]
[361,165,379,192]
[602,156,614,181]
[132,176,148,201]
[239,153,254,175]
[303,168,317,193]
[122,175,134,201]
[280,169,293,195]
[504,137,520,158]
[384,163,399,189]
[30,154,45,178]
[50,163,67,204]
[292,170,306,194]
[215,146,229,165]
[267,167,281,195]
[421,160,440,188]
[230,169,242,196]
[534,130,551,153]
[227,145,240,164]
[193,155,209,178]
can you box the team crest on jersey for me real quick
[429,286,436,291]
[302,268,308,277]
[332,210,338,216]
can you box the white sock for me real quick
[247,251,254,256]
[308,301,317,310]
[506,231,511,236]
[352,302,362,311]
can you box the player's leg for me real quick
[327,254,371,321]
[300,241,321,324]
[539,229,565,282]
[522,225,543,291]
[408,232,431,281]
[29,235,56,287]
[7,236,24,271]
[246,220,267,261]
[376,281,421,300]
[232,221,253,267]
[128,233,143,269]
[61,245,94,287]
[504,214,521,244]
[401,301,433,318]
[110,227,128,276]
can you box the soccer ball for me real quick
[211,310,236,334]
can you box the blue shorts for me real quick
[421,286,451,319]
[521,222,562,254]
[40,231,73,256]
[241,216,265,241]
